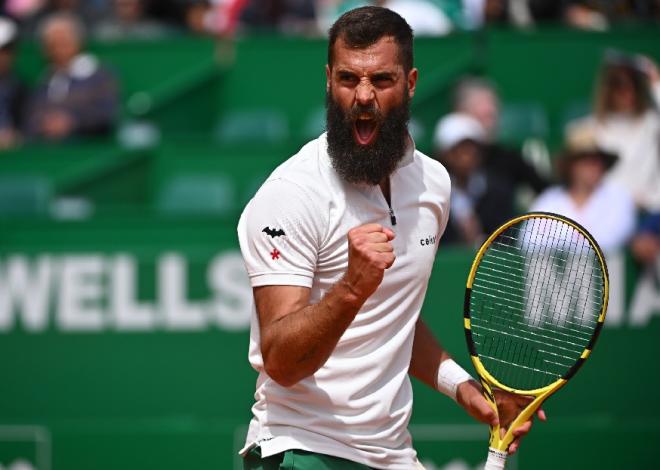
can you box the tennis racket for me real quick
[463,212,609,469]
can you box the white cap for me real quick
[433,112,486,151]
[0,17,18,49]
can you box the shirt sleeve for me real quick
[237,178,324,288]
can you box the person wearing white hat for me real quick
[434,112,488,245]
[434,79,549,243]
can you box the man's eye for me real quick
[339,74,358,84]
[373,76,394,85]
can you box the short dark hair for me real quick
[328,6,414,73]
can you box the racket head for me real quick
[464,212,609,396]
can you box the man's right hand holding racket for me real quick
[456,380,547,455]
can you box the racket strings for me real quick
[469,216,605,391]
[473,233,601,337]
[480,248,604,299]
[473,271,600,331]
[527,220,602,330]
[472,308,589,354]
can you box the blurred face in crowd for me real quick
[325,36,417,185]
[569,155,606,192]
[0,47,15,76]
[462,88,499,137]
[116,0,144,23]
[606,66,638,114]
[484,0,506,22]
[444,140,482,185]
[52,0,80,10]
[42,18,81,69]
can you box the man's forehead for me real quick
[331,36,403,72]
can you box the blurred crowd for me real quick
[0,14,118,148]
[0,2,657,261]
[0,0,659,39]
[433,51,660,269]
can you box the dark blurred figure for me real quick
[435,77,548,237]
[435,113,488,246]
[572,50,660,212]
[0,17,27,149]
[8,0,108,35]
[631,213,660,266]
[239,0,316,34]
[94,0,172,40]
[497,0,660,29]
[530,122,635,253]
[25,13,119,140]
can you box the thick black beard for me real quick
[325,91,410,186]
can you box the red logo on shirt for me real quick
[270,249,281,260]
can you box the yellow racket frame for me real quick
[464,212,609,452]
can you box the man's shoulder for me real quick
[269,134,332,184]
[259,135,333,200]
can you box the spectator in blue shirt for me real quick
[25,12,119,140]
[631,213,660,266]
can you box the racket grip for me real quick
[484,448,507,470]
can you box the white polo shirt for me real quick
[237,133,451,469]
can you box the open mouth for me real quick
[353,116,378,146]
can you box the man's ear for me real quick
[407,68,418,98]
[326,64,331,92]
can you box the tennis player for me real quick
[238,7,544,469]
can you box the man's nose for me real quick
[355,80,375,106]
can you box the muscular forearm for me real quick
[261,278,367,387]
[409,319,451,389]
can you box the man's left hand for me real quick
[456,379,547,454]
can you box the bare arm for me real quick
[408,318,452,389]
[256,223,396,387]
[255,281,363,387]
[410,318,547,454]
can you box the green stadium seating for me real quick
[155,173,237,217]
[213,109,289,144]
[497,102,550,146]
[559,99,592,134]
[0,176,52,217]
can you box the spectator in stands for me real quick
[574,49,660,212]
[435,113,488,245]
[452,76,499,138]
[94,0,172,40]
[11,0,107,36]
[0,17,27,149]
[239,0,316,35]
[25,13,119,140]
[530,122,636,253]
[317,0,452,35]
[459,0,660,30]
[436,77,549,236]
[631,212,660,266]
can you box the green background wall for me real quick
[1,27,659,469]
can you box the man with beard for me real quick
[237,7,543,469]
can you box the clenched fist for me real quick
[343,223,396,300]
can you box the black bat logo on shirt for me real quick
[262,227,286,238]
